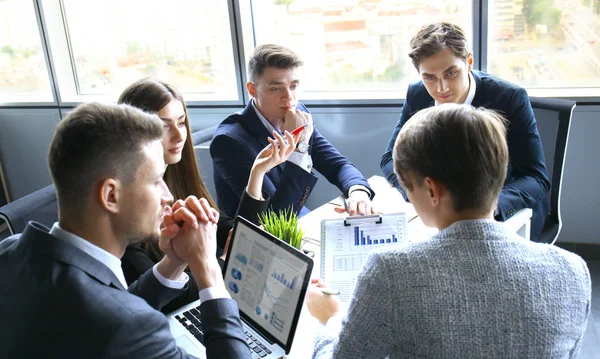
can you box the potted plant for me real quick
[258,207,304,251]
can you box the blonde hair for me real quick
[394,104,508,213]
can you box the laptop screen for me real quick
[224,216,313,352]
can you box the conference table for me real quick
[284,175,532,358]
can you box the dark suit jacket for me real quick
[380,70,550,240]
[0,222,251,359]
[210,101,373,217]
[121,191,269,313]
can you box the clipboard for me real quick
[320,212,408,302]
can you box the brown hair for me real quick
[409,22,470,70]
[48,102,163,217]
[248,44,304,82]
[393,104,508,213]
[118,79,217,259]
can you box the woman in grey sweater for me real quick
[307,104,591,359]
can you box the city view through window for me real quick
[251,0,473,96]
[1,0,599,102]
[0,0,53,101]
[488,0,600,89]
[60,0,238,99]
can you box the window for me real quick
[0,0,53,103]
[246,0,473,100]
[42,0,239,103]
[488,0,600,97]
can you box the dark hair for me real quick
[248,44,304,82]
[118,78,217,260]
[118,78,216,208]
[48,102,163,216]
[393,104,508,213]
[409,22,470,70]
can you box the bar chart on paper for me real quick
[321,213,408,301]
[335,220,405,271]
[353,225,400,246]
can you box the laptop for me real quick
[168,216,314,359]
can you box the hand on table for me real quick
[306,279,341,325]
[334,190,376,216]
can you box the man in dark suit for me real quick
[0,103,250,358]
[380,22,550,241]
[211,44,374,218]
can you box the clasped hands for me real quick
[158,196,223,290]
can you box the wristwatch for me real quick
[296,141,309,153]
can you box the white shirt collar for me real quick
[49,222,128,289]
[435,72,476,106]
[251,99,280,135]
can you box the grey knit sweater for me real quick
[313,219,591,359]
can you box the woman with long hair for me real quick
[118,78,297,312]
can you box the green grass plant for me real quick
[258,207,304,250]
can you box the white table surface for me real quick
[285,176,531,358]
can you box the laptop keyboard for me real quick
[175,305,273,358]
[245,330,271,358]
[175,306,204,344]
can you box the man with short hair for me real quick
[211,44,374,218]
[380,22,551,241]
[308,104,591,358]
[0,102,250,358]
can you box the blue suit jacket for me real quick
[381,71,550,241]
[0,222,251,359]
[211,101,372,217]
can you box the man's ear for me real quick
[246,81,256,98]
[467,52,474,72]
[99,178,120,214]
[424,177,444,207]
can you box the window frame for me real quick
[239,0,600,105]
[39,0,247,107]
[0,0,58,106]
[2,0,599,108]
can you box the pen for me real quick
[266,125,307,149]
[319,287,340,296]
[290,124,307,137]
[291,125,308,136]
[343,198,350,213]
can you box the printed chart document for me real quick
[320,213,407,302]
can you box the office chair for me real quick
[0,184,58,235]
[192,125,218,201]
[530,97,576,245]
[191,125,218,147]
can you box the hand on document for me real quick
[334,189,376,216]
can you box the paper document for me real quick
[320,213,408,302]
